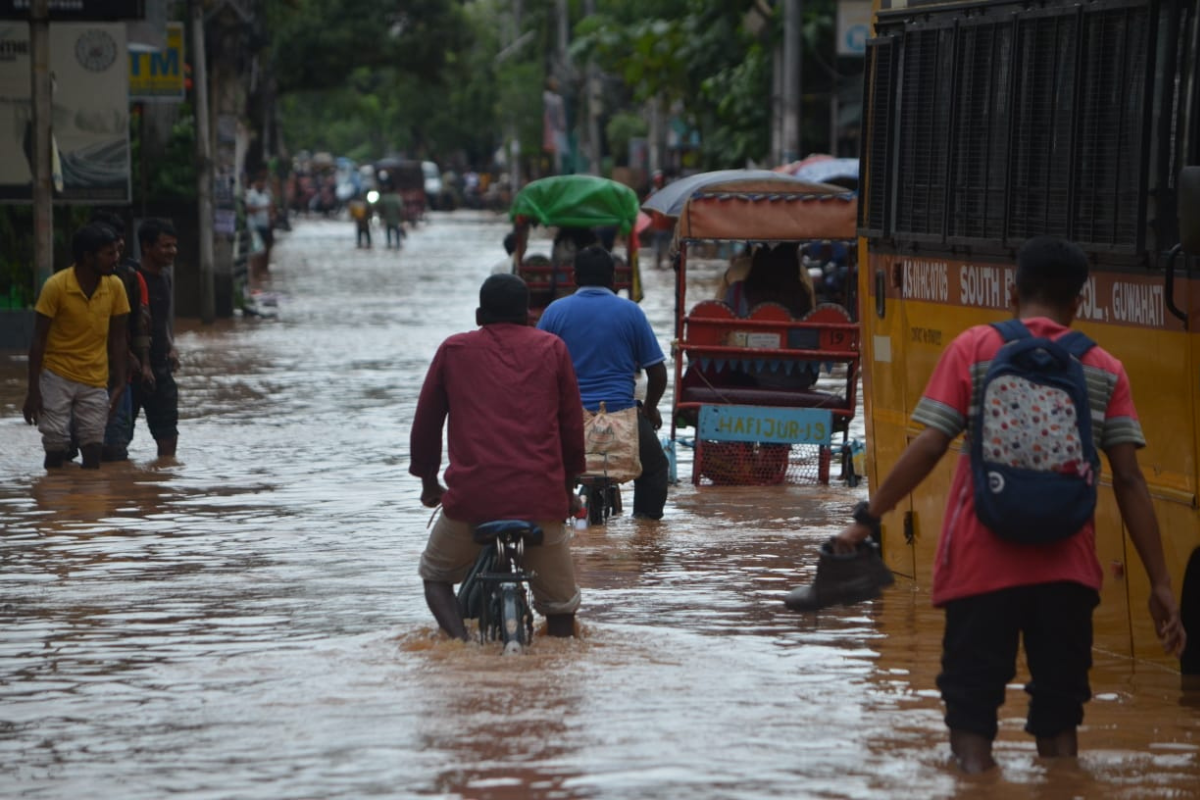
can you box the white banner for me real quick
[0,22,131,203]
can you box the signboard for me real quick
[836,0,872,57]
[698,405,834,446]
[128,19,180,101]
[0,22,131,203]
[0,1,144,20]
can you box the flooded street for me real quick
[1,213,1197,799]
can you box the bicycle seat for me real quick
[473,520,544,547]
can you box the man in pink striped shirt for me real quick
[834,236,1185,773]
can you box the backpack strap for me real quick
[1056,330,1096,360]
[990,318,1030,342]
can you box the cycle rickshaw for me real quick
[666,177,861,486]
[509,174,643,321]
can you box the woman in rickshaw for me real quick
[723,244,816,318]
[721,244,820,391]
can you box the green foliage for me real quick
[0,205,95,308]
[572,0,774,168]
[266,0,467,93]
[698,41,771,167]
[605,111,648,167]
[131,105,197,202]
[266,0,846,176]
[0,207,35,308]
[572,0,693,105]
[273,0,535,167]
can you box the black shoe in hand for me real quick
[784,538,894,612]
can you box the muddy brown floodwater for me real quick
[1,213,1197,799]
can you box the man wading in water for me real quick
[410,274,586,639]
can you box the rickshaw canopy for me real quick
[641,169,795,218]
[510,175,641,233]
[674,179,857,242]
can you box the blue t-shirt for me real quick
[537,287,665,413]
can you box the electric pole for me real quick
[782,0,802,164]
[191,0,215,323]
[30,0,52,292]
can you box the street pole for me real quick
[191,0,215,323]
[555,0,570,173]
[508,0,523,192]
[30,0,52,293]
[782,0,802,165]
[830,93,839,157]
[771,46,783,166]
[584,0,601,176]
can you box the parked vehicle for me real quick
[422,161,449,210]
[375,158,427,224]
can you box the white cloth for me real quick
[246,187,272,229]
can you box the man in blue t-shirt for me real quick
[538,245,670,519]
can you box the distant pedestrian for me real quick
[245,173,274,278]
[819,236,1186,773]
[23,223,129,470]
[490,231,518,275]
[378,187,406,249]
[348,197,372,248]
[90,211,152,462]
[642,171,673,269]
[132,219,182,458]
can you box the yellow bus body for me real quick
[859,0,1199,670]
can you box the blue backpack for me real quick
[970,319,1100,544]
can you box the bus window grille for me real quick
[862,40,896,234]
[950,24,1013,240]
[1008,16,1077,241]
[897,28,952,237]
[1072,8,1148,248]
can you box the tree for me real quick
[266,0,466,94]
[572,0,770,169]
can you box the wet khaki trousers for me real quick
[419,511,581,616]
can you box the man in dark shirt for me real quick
[133,218,181,458]
[410,274,587,640]
[90,211,152,462]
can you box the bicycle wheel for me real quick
[586,482,608,525]
[499,582,530,655]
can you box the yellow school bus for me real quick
[858,0,1199,672]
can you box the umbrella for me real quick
[775,153,834,174]
[641,169,812,218]
[784,158,859,185]
[634,211,653,235]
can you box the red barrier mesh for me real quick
[695,440,832,486]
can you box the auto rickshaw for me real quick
[509,175,643,320]
[375,158,426,224]
[665,177,860,486]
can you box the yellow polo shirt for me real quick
[35,266,130,388]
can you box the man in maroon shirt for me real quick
[411,274,587,640]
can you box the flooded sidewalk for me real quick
[0,214,1196,799]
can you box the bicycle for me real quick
[456,520,542,654]
[577,477,622,525]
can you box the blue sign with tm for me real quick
[698,405,833,446]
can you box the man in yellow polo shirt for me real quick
[23,223,130,469]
